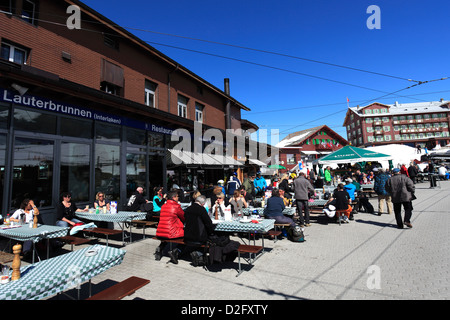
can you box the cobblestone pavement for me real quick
[47,179,450,302]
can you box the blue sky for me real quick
[82,0,450,144]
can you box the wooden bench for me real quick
[84,228,122,246]
[0,251,14,264]
[57,235,91,251]
[86,276,150,300]
[131,220,158,239]
[236,244,263,277]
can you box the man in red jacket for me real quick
[155,191,185,263]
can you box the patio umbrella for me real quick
[268,164,286,169]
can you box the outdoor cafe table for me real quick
[242,207,296,216]
[213,219,275,258]
[0,244,126,300]
[0,224,69,263]
[75,211,146,245]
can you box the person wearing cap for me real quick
[374,168,392,215]
[217,180,226,195]
[385,168,415,229]
[226,172,241,198]
[344,178,356,202]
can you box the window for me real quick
[21,0,39,25]
[12,137,54,208]
[365,118,373,123]
[393,126,399,131]
[100,59,123,96]
[0,41,28,64]
[384,135,391,141]
[286,154,295,165]
[382,117,389,122]
[195,103,204,123]
[383,126,390,132]
[368,136,374,142]
[60,142,90,203]
[0,0,15,14]
[145,80,157,108]
[177,95,188,118]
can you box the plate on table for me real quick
[239,219,251,223]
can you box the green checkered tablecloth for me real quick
[242,207,296,216]
[0,244,126,300]
[307,199,328,207]
[76,211,147,223]
[214,219,275,233]
[0,225,69,243]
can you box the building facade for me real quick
[276,125,348,172]
[0,0,254,222]
[343,101,450,148]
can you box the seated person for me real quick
[279,189,290,206]
[11,198,40,258]
[326,183,352,223]
[152,186,166,215]
[211,192,231,220]
[344,178,357,202]
[155,191,185,264]
[126,187,152,212]
[229,190,248,216]
[264,189,295,227]
[94,192,110,212]
[56,192,87,227]
[239,186,253,205]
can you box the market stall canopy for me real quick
[268,164,286,169]
[312,145,392,165]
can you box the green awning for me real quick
[312,146,392,165]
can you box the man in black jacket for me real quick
[184,195,214,244]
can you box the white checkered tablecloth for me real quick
[0,225,69,243]
[242,207,296,216]
[214,219,275,233]
[307,199,328,207]
[76,211,147,223]
[0,244,126,300]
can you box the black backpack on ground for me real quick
[288,225,305,242]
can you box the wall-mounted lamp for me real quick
[11,83,29,96]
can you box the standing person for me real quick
[155,191,185,264]
[400,164,409,177]
[242,173,255,197]
[408,163,419,184]
[324,166,332,186]
[226,172,241,198]
[293,172,315,227]
[373,168,393,215]
[385,168,415,229]
[56,192,87,227]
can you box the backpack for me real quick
[288,225,305,242]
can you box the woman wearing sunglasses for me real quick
[56,192,87,227]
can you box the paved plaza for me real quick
[45,178,449,302]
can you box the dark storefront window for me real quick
[149,132,164,148]
[127,128,147,152]
[11,137,53,209]
[0,104,8,129]
[95,143,120,201]
[126,153,147,198]
[60,142,90,203]
[96,122,120,143]
[61,117,93,139]
[14,108,56,134]
[0,134,6,210]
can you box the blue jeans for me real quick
[271,214,296,227]
[56,218,82,228]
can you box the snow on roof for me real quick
[276,130,312,148]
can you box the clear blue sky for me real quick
[82,0,450,145]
